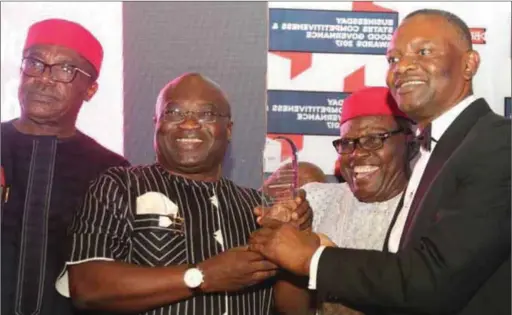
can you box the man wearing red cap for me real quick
[1,18,129,315]
[270,86,416,315]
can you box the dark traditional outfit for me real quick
[56,164,274,315]
[1,18,128,315]
[1,121,129,315]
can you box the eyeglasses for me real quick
[161,106,231,124]
[21,57,92,83]
[332,128,406,154]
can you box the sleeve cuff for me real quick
[308,245,326,290]
[55,257,114,298]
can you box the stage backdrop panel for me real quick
[266,1,512,176]
[123,2,268,189]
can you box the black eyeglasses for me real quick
[161,106,231,124]
[21,57,92,83]
[332,128,406,154]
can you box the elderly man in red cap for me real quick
[250,86,417,315]
[1,19,129,315]
[304,86,416,315]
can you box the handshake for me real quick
[195,189,336,293]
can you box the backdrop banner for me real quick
[266,1,512,176]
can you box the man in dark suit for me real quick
[249,9,511,315]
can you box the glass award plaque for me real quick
[261,136,299,222]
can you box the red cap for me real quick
[341,87,409,124]
[23,19,103,76]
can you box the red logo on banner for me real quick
[271,52,313,79]
[343,65,366,92]
[470,28,486,45]
[267,134,304,162]
[352,1,395,12]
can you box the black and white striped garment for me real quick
[60,163,274,315]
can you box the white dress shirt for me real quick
[308,95,479,290]
[387,94,478,253]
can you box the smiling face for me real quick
[18,44,98,127]
[385,14,479,125]
[339,115,408,202]
[154,74,233,181]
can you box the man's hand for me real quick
[254,189,313,231]
[248,220,320,276]
[198,246,278,293]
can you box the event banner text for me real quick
[269,8,399,55]
[267,90,349,136]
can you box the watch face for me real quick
[184,268,203,288]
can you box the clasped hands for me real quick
[196,190,335,293]
[248,189,322,277]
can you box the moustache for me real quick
[24,89,60,101]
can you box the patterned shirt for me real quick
[56,163,274,315]
[303,182,402,250]
[303,182,403,315]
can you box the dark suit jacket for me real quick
[316,99,511,315]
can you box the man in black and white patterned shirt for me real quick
[55,73,312,315]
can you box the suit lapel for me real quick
[399,99,491,249]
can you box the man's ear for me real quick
[463,50,480,80]
[227,120,233,142]
[84,81,99,102]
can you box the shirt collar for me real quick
[154,163,226,190]
[431,94,479,141]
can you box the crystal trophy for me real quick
[261,136,299,222]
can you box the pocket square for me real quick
[136,192,179,216]
[159,216,173,228]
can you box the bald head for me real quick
[262,161,326,200]
[155,73,231,118]
[265,161,327,188]
[296,162,327,186]
[153,72,234,182]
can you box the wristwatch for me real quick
[184,264,204,290]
